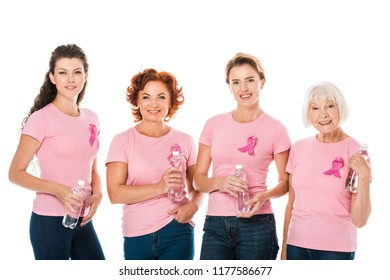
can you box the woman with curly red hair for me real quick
[106,68,204,260]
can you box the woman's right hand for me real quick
[215,175,247,197]
[56,184,84,215]
[157,167,184,194]
[280,247,287,260]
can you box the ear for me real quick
[260,79,266,89]
[84,72,88,82]
[49,72,56,84]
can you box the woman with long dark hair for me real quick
[9,44,105,260]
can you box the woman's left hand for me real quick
[348,153,371,180]
[80,193,102,227]
[168,201,198,223]
[237,192,267,218]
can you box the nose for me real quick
[240,83,248,91]
[68,74,75,83]
[319,108,329,118]
[151,98,159,107]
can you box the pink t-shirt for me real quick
[22,103,100,217]
[286,136,361,252]
[105,127,197,237]
[200,112,291,216]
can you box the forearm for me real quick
[187,188,206,209]
[9,169,64,197]
[350,177,371,228]
[108,183,165,205]
[193,173,221,193]
[91,169,102,196]
[262,178,289,200]
[281,205,293,259]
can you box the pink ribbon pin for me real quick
[167,143,182,161]
[323,157,344,178]
[89,124,99,147]
[238,136,257,155]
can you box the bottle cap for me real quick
[77,180,85,186]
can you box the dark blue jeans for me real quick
[124,219,194,260]
[30,212,105,260]
[200,214,279,260]
[287,244,355,260]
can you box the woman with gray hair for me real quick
[281,81,372,260]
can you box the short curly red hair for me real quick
[126,68,184,122]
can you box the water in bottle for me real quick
[345,143,369,193]
[234,164,250,215]
[168,151,185,201]
[62,180,86,229]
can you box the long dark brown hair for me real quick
[22,44,89,128]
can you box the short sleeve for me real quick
[286,143,296,174]
[199,118,213,147]
[186,135,197,167]
[106,133,129,165]
[22,112,47,143]
[273,122,291,155]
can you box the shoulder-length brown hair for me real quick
[126,68,184,122]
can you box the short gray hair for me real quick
[302,81,349,127]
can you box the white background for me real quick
[1,0,388,278]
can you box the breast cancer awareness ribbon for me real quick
[238,136,257,155]
[323,157,344,178]
[89,124,98,147]
[167,143,182,161]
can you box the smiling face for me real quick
[49,57,87,102]
[309,98,341,135]
[228,64,264,106]
[137,80,171,123]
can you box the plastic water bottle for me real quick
[168,151,185,201]
[62,180,86,229]
[345,143,369,193]
[234,164,250,214]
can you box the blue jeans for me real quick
[124,219,194,260]
[200,214,279,260]
[30,212,105,260]
[287,244,355,260]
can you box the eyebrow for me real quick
[310,100,335,106]
[141,92,167,96]
[231,76,256,81]
[56,67,83,71]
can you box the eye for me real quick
[232,81,239,85]
[142,95,150,100]
[75,70,83,74]
[158,95,166,100]
[248,78,255,83]
[59,71,66,75]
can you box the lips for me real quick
[147,110,161,114]
[319,120,331,125]
[240,93,252,99]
